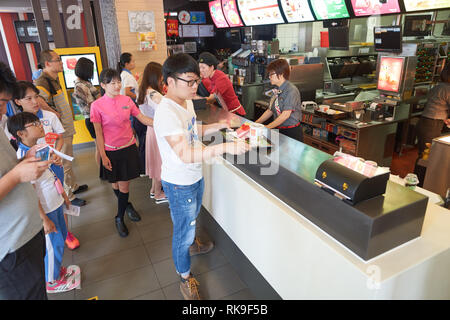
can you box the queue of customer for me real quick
[0,50,306,300]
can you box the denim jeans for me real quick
[162,178,204,277]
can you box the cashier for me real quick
[255,59,303,142]
[417,63,450,158]
[198,52,246,116]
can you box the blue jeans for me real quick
[162,178,204,277]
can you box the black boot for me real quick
[115,216,129,237]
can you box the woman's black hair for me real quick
[75,57,94,81]
[99,68,121,96]
[117,52,132,74]
[0,62,18,97]
[14,81,40,110]
[7,112,40,143]
[162,53,200,85]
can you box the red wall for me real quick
[0,13,32,81]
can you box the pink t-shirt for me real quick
[90,94,140,151]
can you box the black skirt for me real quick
[99,144,141,183]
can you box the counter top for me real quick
[198,104,428,260]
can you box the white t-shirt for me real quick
[4,110,65,144]
[154,97,202,185]
[37,110,65,145]
[139,89,162,119]
[120,70,139,97]
[16,149,64,214]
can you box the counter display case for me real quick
[197,104,449,299]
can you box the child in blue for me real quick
[7,112,79,294]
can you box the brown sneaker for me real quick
[180,275,201,300]
[189,237,214,256]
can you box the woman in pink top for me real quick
[90,69,153,237]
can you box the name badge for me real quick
[122,106,129,109]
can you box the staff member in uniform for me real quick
[198,52,246,116]
[255,59,303,142]
[417,63,450,158]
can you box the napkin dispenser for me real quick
[314,159,390,205]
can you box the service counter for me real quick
[197,104,450,299]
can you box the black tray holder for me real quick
[315,159,390,205]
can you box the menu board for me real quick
[237,0,285,26]
[279,0,315,22]
[209,0,229,28]
[199,25,215,37]
[377,56,404,93]
[182,25,199,38]
[222,0,244,27]
[351,0,401,17]
[60,53,99,89]
[309,0,350,20]
[403,0,449,12]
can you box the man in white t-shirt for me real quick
[154,53,249,300]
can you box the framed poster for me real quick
[128,11,155,32]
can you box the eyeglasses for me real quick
[176,77,201,87]
[268,72,277,77]
[24,121,42,129]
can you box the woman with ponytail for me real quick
[118,52,146,174]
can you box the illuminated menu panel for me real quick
[403,0,450,12]
[222,0,244,27]
[209,0,229,28]
[279,0,315,22]
[377,56,404,93]
[351,0,401,17]
[309,0,350,20]
[237,0,285,26]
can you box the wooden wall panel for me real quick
[114,0,168,77]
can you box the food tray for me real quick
[219,127,273,149]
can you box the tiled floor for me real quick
[49,145,255,300]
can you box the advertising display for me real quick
[403,0,449,12]
[209,0,229,28]
[309,0,350,20]
[60,53,100,89]
[222,0,244,27]
[350,0,401,17]
[166,19,179,37]
[377,56,404,93]
[190,11,207,24]
[237,0,285,26]
[279,0,315,22]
